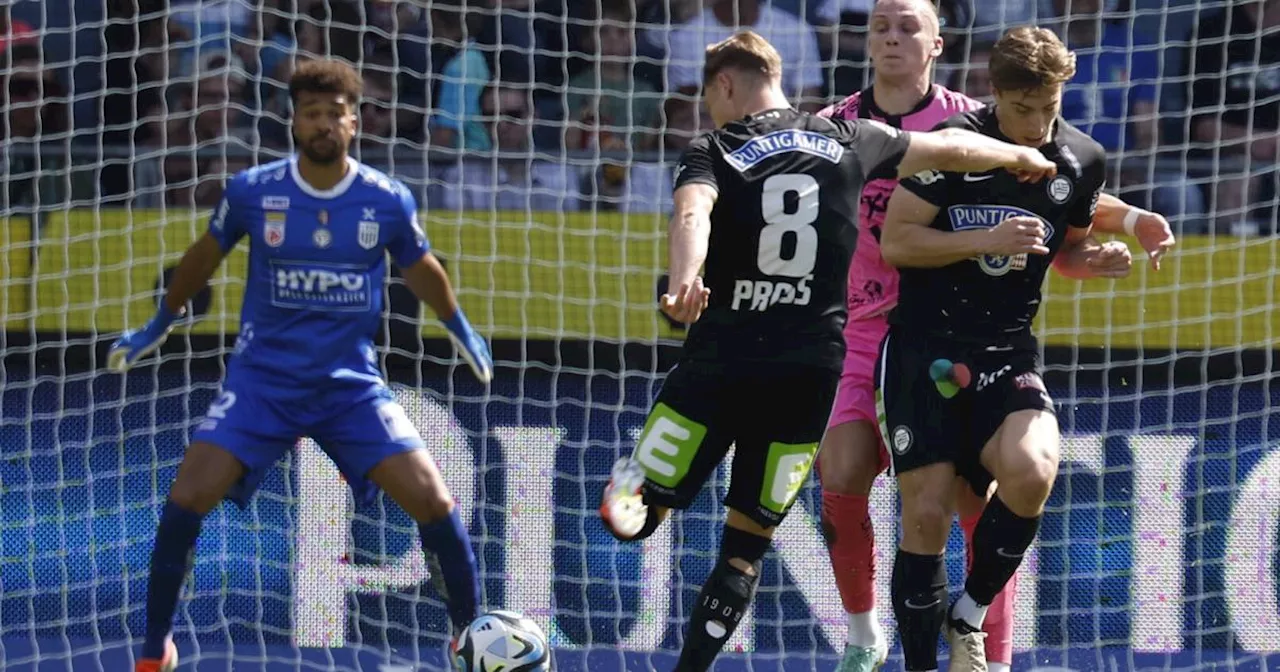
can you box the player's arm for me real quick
[834,116,1055,187]
[1051,225,1131,279]
[661,135,719,324]
[389,185,493,382]
[880,145,1063,269]
[1088,192,1175,270]
[162,234,228,314]
[663,183,717,323]
[1052,155,1133,280]
[879,186,1047,267]
[400,252,462,324]
[108,180,244,372]
[895,127,1057,181]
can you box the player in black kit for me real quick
[877,27,1135,672]
[595,30,1057,672]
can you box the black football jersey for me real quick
[673,108,911,370]
[891,106,1106,347]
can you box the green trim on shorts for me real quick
[633,402,707,488]
[759,441,818,514]
[874,388,890,448]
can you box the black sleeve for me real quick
[831,118,913,181]
[672,133,719,193]
[892,112,977,206]
[897,166,953,207]
[1069,142,1107,229]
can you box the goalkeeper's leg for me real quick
[819,318,893,671]
[957,481,1016,672]
[137,442,246,672]
[818,420,890,671]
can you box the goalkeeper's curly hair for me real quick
[988,26,1077,92]
[289,59,364,107]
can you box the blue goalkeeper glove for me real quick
[443,309,493,384]
[107,305,181,372]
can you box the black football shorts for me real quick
[631,358,840,528]
[873,327,1056,494]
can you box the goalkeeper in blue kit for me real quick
[109,60,494,672]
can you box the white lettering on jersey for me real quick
[262,196,290,210]
[724,129,845,173]
[270,260,372,312]
[211,199,229,231]
[731,276,813,311]
[947,204,1054,277]
[976,364,1012,391]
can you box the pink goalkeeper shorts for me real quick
[827,318,891,431]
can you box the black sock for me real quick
[143,500,204,659]
[965,493,1041,604]
[892,549,948,671]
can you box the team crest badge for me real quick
[358,221,379,249]
[264,220,285,247]
[1048,175,1072,203]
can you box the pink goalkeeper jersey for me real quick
[818,85,983,324]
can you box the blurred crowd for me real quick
[0,0,1277,234]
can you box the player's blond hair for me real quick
[870,0,942,36]
[988,26,1077,92]
[702,30,783,86]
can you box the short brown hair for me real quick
[289,59,364,107]
[702,30,783,86]
[988,26,1076,92]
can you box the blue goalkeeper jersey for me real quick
[208,156,431,387]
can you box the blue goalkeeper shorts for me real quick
[191,367,426,508]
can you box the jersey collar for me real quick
[859,84,938,125]
[743,107,796,123]
[983,106,1061,148]
[289,155,360,199]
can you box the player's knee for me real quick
[817,424,881,495]
[406,491,455,524]
[900,493,952,550]
[718,524,772,577]
[998,449,1057,516]
[166,482,222,516]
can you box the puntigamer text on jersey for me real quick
[723,129,847,173]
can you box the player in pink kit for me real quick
[815,1,1177,671]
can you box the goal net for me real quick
[0,0,1277,670]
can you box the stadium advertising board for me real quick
[4,210,1276,350]
[0,370,1277,671]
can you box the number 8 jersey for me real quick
[673,108,911,371]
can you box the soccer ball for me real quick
[454,610,550,672]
